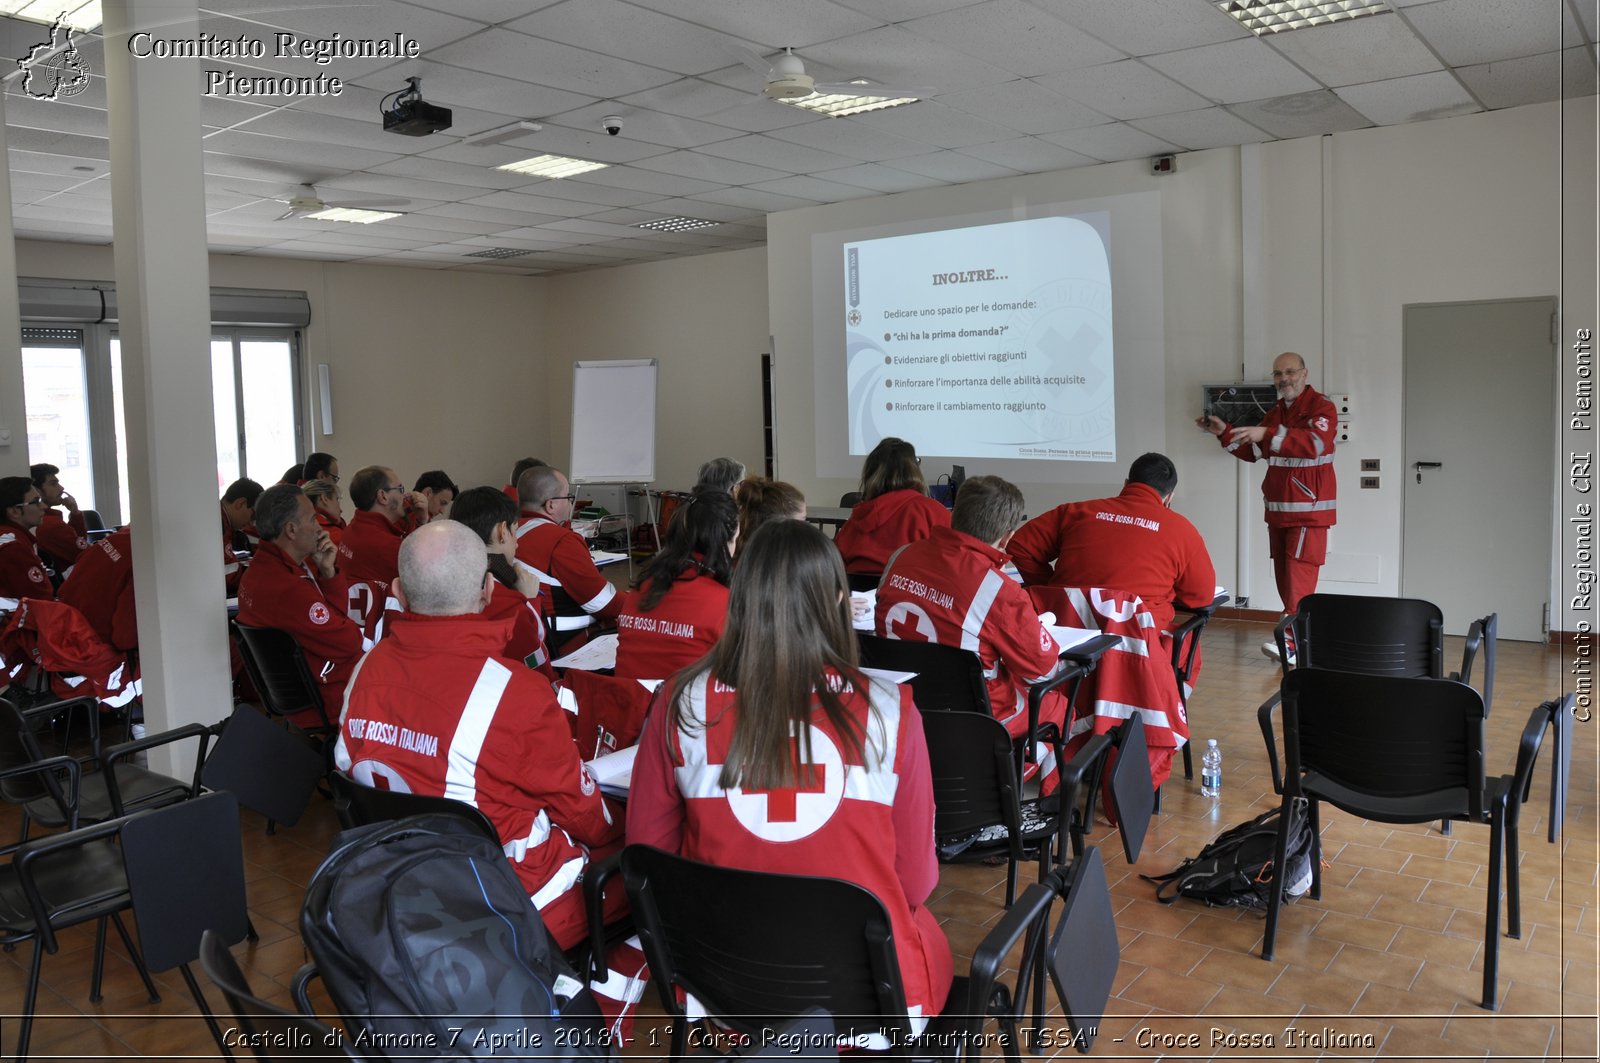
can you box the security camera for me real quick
[602,115,623,136]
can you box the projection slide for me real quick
[841,214,1113,462]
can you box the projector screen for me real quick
[806,191,1163,488]
[842,213,1115,462]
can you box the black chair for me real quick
[1,696,208,848]
[1167,593,1226,780]
[230,621,335,737]
[858,633,989,717]
[1275,594,1491,691]
[199,929,362,1061]
[1038,848,1121,1055]
[839,491,862,507]
[846,571,882,593]
[1258,668,1511,1009]
[122,791,251,1055]
[619,843,1046,1061]
[1498,694,1574,940]
[922,710,1062,906]
[0,758,159,1062]
[203,705,328,831]
[326,771,500,845]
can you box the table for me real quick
[804,506,853,531]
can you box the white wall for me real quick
[767,97,1596,633]
[11,240,547,492]
[539,247,769,490]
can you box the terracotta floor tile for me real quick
[1404,850,1491,886]
[1120,966,1222,1012]
[1265,966,1370,1012]
[1188,949,1287,995]
[1390,925,1486,968]
[1324,944,1424,992]
[1370,894,1459,934]
[1120,932,1214,976]
[1310,910,1403,951]
[1379,1021,1489,1060]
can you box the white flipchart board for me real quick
[569,359,657,484]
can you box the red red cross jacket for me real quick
[59,527,137,652]
[1007,482,1216,635]
[0,519,52,602]
[613,566,729,681]
[485,580,553,681]
[1217,384,1339,529]
[334,612,623,949]
[513,516,621,629]
[833,489,951,575]
[627,671,950,1025]
[338,510,406,585]
[1025,586,1187,791]
[0,597,140,707]
[34,508,88,571]
[236,540,369,728]
[876,526,1066,737]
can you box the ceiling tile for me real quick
[1334,69,1482,124]
[1034,59,1211,119]
[697,133,857,174]
[465,188,611,216]
[615,76,762,120]
[955,137,1098,172]
[632,197,762,222]
[544,102,744,149]
[369,155,536,191]
[620,0,884,51]
[1456,47,1598,109]
[1401,0,1583,65]
[631,149,789,184]
[746,174,879,202]
[561,165,725,198]
[901,0,1124,77]
[1264,11,1446,87]
[1031,0,1252,57]
[364,0,563,24]
[506,0,760,76]
[848,101,1020,149]
[1227,90,1375,138]
[766,117,936,162]
[816,162,946,194]
[234,109,440,157]
[1145,36,1322,104]
[830,0,984,18]
[884,150,1021,182]
[506,176,658,208]
[1128,105,1273,150]
[348,58,594,118]
[1040,121,1179,162]
[202,128,402,172]
[798,25,1018,94]
[688,186,821,212]
[424,29,678,98]
[937,79,1109,135]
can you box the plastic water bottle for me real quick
[1200,739,1222,798]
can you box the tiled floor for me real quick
[2,619,1595,1060]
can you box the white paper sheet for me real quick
[552,632,618,671]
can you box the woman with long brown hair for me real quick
[731,477,805,560]
[832,437,950,575]
[627,519,951,1023]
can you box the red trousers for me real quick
[1268,526,1327,616]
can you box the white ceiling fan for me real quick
[260,183,410,221]
[729,46,932,105]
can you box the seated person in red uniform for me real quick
[692,456,746,495]
[0,477,52,602]
[236,484,370,729]
[334,521,624,950]
[220,478,263,594]
[302,478,346,545]
[513,465,622,644]
[399,470,458,533]
[732,478,805,562]
[59,526,137,652]
[339,465,411,586]
[450,485,552,680]
[833,437,951,575]
[875,475,1071,788]
[29,463,88,575]
[301,451,339,487]
[502,456,546,501]
[628,519,951,1027]
[1007,452,1216,636]
[614,489,736,681]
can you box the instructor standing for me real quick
[1197,352,1337,661]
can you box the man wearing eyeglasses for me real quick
[340,465,412,586]
[514,464,622,648]
[0,476,53,602]
[29,463,89,574]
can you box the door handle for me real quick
[1414,461,1442,484]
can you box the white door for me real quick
[1402,299,1555,640]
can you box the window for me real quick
[20,327,96,511]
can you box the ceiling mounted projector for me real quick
[381,76,451,136]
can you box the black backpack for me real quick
[1141,800,1315,911]
[300,813,614,1059]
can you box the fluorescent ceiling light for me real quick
[307,207,402,224]
[496,154,608,178]
[636,216,719,233]
[778,91,918,118]
[1216,0,1390,36]
[5,0,101,31]
[464,247,533,259]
